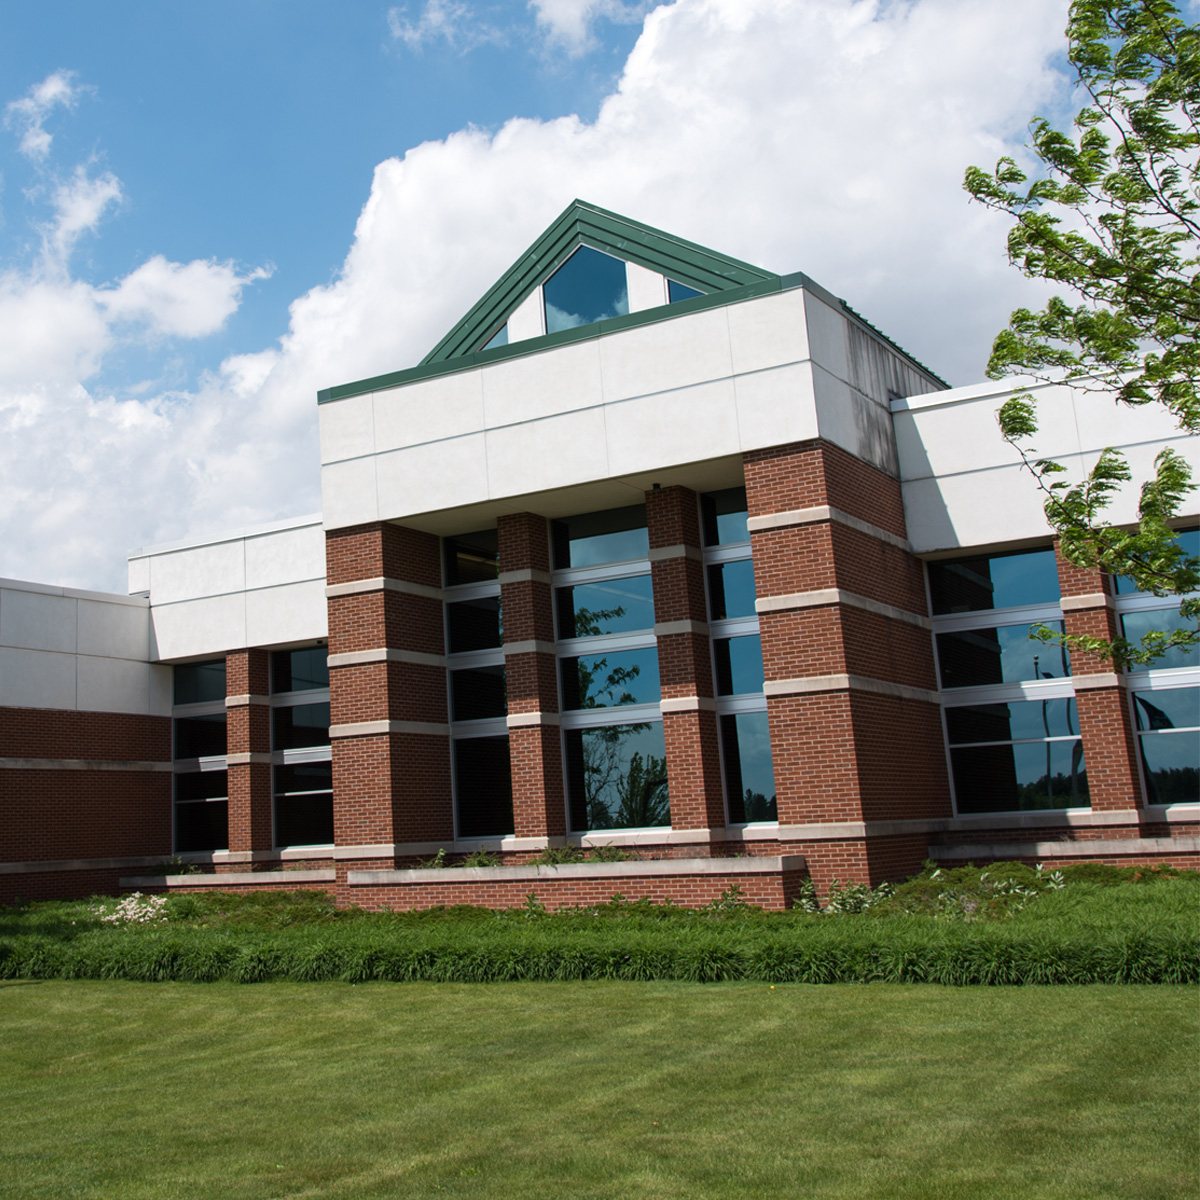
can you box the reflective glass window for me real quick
[481,324,508,351]
[668,279,703,303]
[272,647,328,693]
[174,714,227,759]
[714,635,765,696]
[543,246,629,334]
[173,660,226,705]
[445,528,499,586]
[701,487,749,546]
[273,703,331,750]
[1139,730,1200,805]
[455,736,514,838]
[561,648,660,709]
[447,596,502,653]
[1121,607,1200,671]
[928,549,1060,615]
[1114,529,1199,593]
[1131,688,1200,731]
[936,622,1070,688]
[565,721,669,831]
[175,798,228,853]
[556,575,655,638]
[707,560,758,620]
[951,740,1088,813]
[451,665,507,722]
[552,506,648,568]
[945,699,1080,744]
[721,711,776,823]
[274,762,334,847]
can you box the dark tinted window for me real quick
[173,660,226,705]
[273,703,331,750]
[668,279,703,303]
[451,666,507,722]
[721,711,776,823]
[543,246,629,334]
[951,741,1088,813]
[447,596,502,653]
[714,635,765,696]
[556,575,655,638]
[1115,529,1199,594]
[561,648,660,709]
[936,622,1069,688]
[707,560,757,620]
[1131,688,1200,731]
[1139,731,1200,805]
[565,722,669,832]
[174,714,227,759]
[945,699,1079,744]
[272,647,328,693]
[175,770,228,803]
[1121,608,1200,671]
[455,737,514,838]
[552,506,648,568]
[928,549,1060,615]
[445,529,499,586]
[174,798,228,852]
[701,488,749,546]
[274,761,334,847]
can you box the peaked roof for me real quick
[421,199,779,366]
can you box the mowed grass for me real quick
[1,980,1195,1199]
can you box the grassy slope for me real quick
[1,981,1196,1200]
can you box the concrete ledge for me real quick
[120,869,337,887]
[350,855,806,887]
[0,758,172,773]
[929,837,1200,860]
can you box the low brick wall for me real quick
[343,855,809,912]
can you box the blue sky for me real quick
[0,0,1083,591]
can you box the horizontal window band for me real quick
[503,640,558,657]
[329,720,450,738]
[755,588,930,628]
[763,675,940,704]
[654,619,710,637]
[498,568,552,586]
[659,695,717,713]
[225,694,270,707]
[325,577,443,601]
[647,544,703,563]
[506,711,562,728]
[1060,592,1113,612]
[327,648,446,669]
[0,757,171,773]
[747,505,909,551]
[225,752,273,766]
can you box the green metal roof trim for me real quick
[316,201,947,404]
[422,199,778,366]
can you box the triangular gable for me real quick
[421,199,779,366]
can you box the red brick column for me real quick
[744,439,951,884]
[646,486,725,832]
[327,522,452,851]
[499,513,565,839]
[225,648,272,856]
[1056,548,1142,811]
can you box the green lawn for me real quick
[1,981,1195,1199]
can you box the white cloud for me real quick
[387,1,507,51]
[43,165,123,265]
[1,0,1078,592]
[529,0,653,55]
[4,71,86,161]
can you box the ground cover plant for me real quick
[0,862,1195,985]
[0,980,1195,1199]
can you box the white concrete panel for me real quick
[481,340,603,428]
[1080,436,1200,527]
[127,556,150,595]
[244,524,325,592]
[508,288,544,343]
[733,362,819,451]
[598,308,734,402]
[727,290,810,375]
[245,580,328,648]
[318,392,375,465]
[626,262,666,313]
[0,589,76,653]
[373,368,485,454]
[149,540,246,605]
[375,433,490,519]
[0,647,77,709]
[605,379,741,477]
[76,655,156,714]
[149,593,247,661]
[812,367,899,476]
[320,456,380,532]
[1071,387,1195,452]
[486,407,610,498]
[148,663,173,715]
[803,294,849,383]
[77,598,150,660]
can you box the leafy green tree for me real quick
[964,0,1199,666]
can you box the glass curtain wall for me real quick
[172,660,228,852]
[702,488,777,823]
[445,529,513,839]
[271,647,332,847]
[928,548,1089,813]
